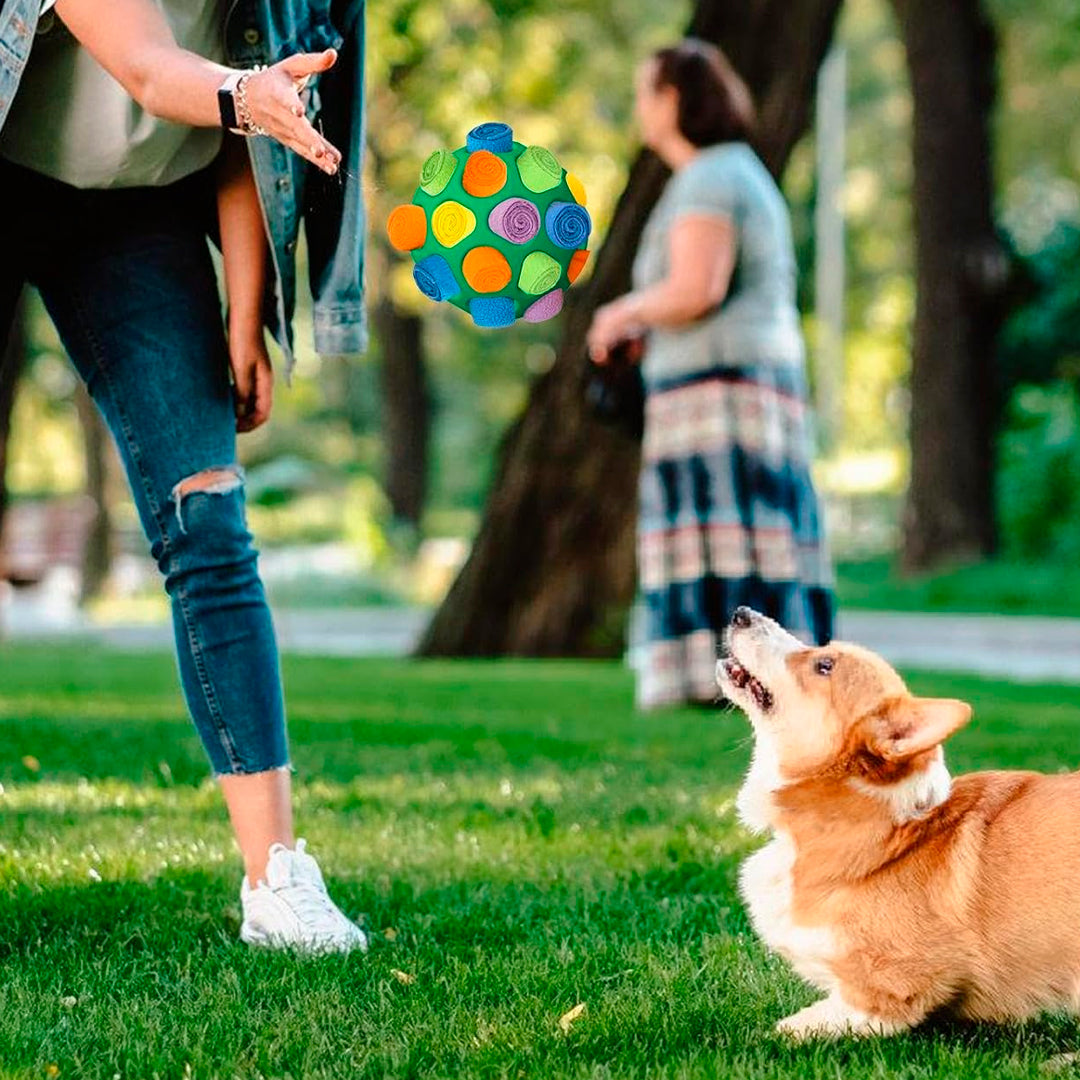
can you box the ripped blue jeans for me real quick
[1,158,289,776]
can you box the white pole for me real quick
[814,44,847,454]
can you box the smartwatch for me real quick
[217,72,246,134]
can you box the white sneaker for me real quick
[239,839,368,955]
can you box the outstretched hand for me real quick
[244,49,342,174]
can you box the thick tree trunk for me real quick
[374,297,429,535]
[0,292,26,560]
[419,0,844,657]
[74,386,112,604]
[892,0,1009,571]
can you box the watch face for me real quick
[218,86,239,131]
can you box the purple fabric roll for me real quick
[523,289,564,323]
[488,198,541,245]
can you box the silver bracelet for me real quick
[236,66,269,137]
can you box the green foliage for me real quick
[365,0,688,518]
[999,222,1080,394]
[836,553,1080,615]
[998,383,1080,562]
[4,651,1080,1076]
[8,0,1080,572]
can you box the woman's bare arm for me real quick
[217,137,274,432]
[587,214,736,361]
[53,0,342,173]
[624,214,736,327]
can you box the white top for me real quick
[0,0,224,189]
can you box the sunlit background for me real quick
[3,0,1079,638]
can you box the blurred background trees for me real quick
[419,0,845,656]
[1,0,1078,640]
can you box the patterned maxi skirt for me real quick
[636,363,834,709]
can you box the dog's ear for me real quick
[872,697,972,760]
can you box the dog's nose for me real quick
[731,606,753,630]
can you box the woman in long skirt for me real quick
[588,39,834,709]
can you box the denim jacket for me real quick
[0,0,367,375]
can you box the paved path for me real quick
[4,599,1080,683]
[836,611,1080,683]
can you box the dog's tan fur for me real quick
[718,609,1080,1040]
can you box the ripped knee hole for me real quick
[170,465,244,532]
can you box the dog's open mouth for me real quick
[722,657,774,711]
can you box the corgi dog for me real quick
[717,605,1080,1040]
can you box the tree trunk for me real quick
[75,385,113,604]
[419,0,844,657]
[374,296,430,536]
[0,291,26,561]
[892,0,1009,571]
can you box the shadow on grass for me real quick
[3,869,1080,1079]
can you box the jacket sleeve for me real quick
[304,0,367,356]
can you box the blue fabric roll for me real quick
[413,255,459,302]
[466,122,514,154]
[545,201,592,249]
[470,296,516,328]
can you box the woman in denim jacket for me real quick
[0,0,368,953]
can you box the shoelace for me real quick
[256,841,362,945]
[273,878,350,939]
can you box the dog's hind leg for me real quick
[776,994,911,1041]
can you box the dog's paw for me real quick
[775,1008,837,1041]
[775,998,898,1040]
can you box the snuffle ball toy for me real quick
[386,122,591,327]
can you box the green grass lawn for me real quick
[835,557,1080,617]
[3,650,1080,1079]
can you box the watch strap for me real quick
[217,72,245,133]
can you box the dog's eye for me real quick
[814,657,835,676]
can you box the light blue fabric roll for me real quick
[545,201,592,249]
[466,122,514,154]
[470,296,516,327]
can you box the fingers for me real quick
[284,112,342,172]
[246,67,342,173]
[252,363,274,430]
[236,360,274,433]
[271,101,341,172]
[278,49,338,78]
[586,322,607,363]
[232,354,253,412]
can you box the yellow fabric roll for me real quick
[566,173,587,206]
[431,200,477,248]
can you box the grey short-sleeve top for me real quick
[632,142,805,386]
[0,0,224,189]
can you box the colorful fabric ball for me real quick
[387,123,591,327]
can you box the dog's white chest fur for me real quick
[736,739,836,990]
[739,833,836,989]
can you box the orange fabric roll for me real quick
[567,249,590,284]
[462,247,512,293]
[387,204,427,251]
[461,151,508,198]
